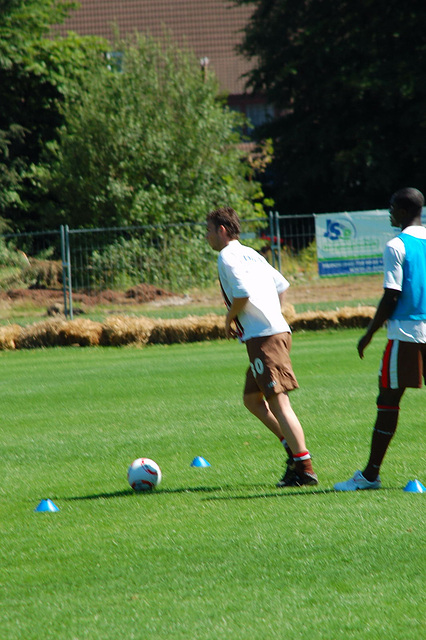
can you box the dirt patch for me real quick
[187,275,383,307]
[0,275,383,312]
[286,275,383,305]
[1,284,183,307]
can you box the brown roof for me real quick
[53,0,255,96]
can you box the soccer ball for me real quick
[127,458,162,491]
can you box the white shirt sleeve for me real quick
[383,237,405,291]
[269,262,290,294]
[219,253,250,298]
[219,248,289,299]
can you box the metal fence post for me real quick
[60,225,73,320]
[60,225,68,318]
[268,211,276,269]
[65,225,73,320]
[274,211,282,273]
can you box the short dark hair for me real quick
[391,188,425,217]
[207,207,241,239]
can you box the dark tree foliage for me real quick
[237,0,426,213]
[0,0,105,231]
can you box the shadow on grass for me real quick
[61,484,241,501]
[61,485,401,502]
[203,487,335,501]
[203,486,404,501]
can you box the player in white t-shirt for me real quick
[206,207,318,487]
[335,188,426,491]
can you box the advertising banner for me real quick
[314,210,397,277]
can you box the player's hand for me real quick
[225,317,238,339]
[357,333,372,359]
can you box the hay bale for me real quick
[100,316,155,346]
[149,315,226,344]
[291,310,340,331]
[336,306,375,328]
[57,319,102,346]
[15,318,103,348]
[291,306,375,331]
[14,319,68,349]
[8,305,377,350]
[282,302,296,324]
[0,324,21,350]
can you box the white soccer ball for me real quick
[127,457,162,491]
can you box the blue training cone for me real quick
[35,499,60,512]
[403,480,425,493]
[191,456,211,468]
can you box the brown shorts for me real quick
[379,339,426,389]
[243,332,299,399]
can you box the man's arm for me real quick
[225,296,248,339]
[357,288,400,358]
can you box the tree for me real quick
[33,33,268,229]
[0,0,107,231]
[237,0,426,213]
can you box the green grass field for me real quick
[1,330,424,639]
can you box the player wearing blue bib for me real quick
[335,188,426,491]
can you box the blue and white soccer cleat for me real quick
[334,469,381,491]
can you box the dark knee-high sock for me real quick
[363,404,399,481]
[280,438,293,459]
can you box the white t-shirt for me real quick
[218,240,290,341]
[383,225,426,342]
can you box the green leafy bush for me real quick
[35,33,268,230]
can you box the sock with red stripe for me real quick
[362,404,399,482]
[293,450,314,475]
